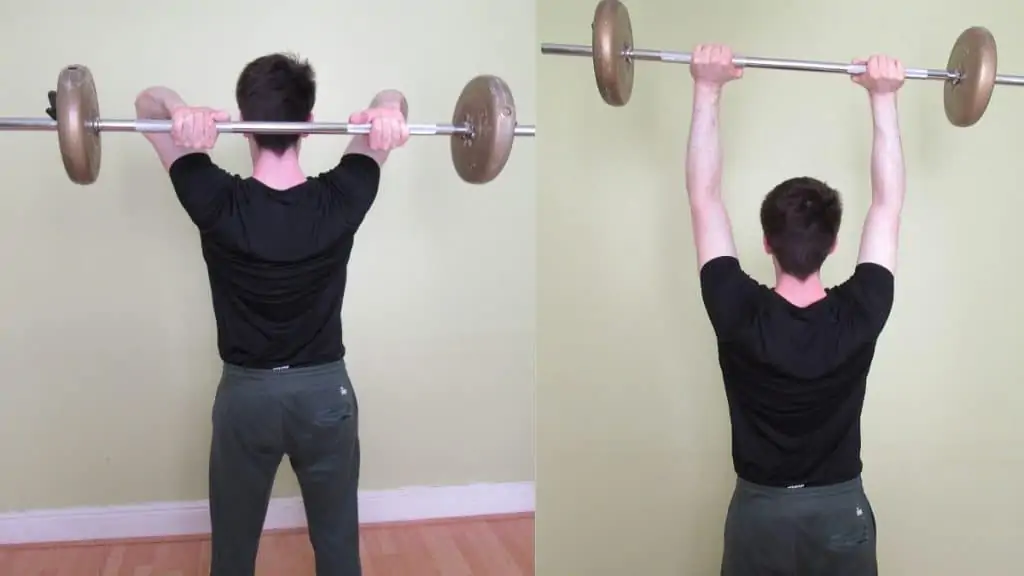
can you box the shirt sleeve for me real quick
[315,153,382,230]
[699,256,763,341]
[168,153,237,231]
[832,263,895,338]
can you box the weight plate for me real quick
[450,75,517,184]
[592,0,634,106]
[944,27,997,128]
[56,65,102,185]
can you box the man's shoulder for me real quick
[831,263,895,292]
[827,264,896,319]
[168,153,242,194]
[169,152,215,175]
[700,256,768,299]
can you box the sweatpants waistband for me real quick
[221,359,349,381]
[735,476,863,499]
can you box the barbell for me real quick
[6,66,536,186]
[540,0,1019,128]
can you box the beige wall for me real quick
[538,0,1024,574]
[0,0,535,510]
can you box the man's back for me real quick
[682,47,906,576]
[700,256,895,487]
[133,60,410,576]
[169,152,381,369]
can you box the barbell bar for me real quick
[540,0,1014,128]
[0,117,537,137]
[20,65,536,187]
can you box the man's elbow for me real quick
[688,193,724,213]
[869,184,904,212]
[867,201,903,220]
[134,88,164,118]
[371,90,408,117]
[134,86,164,103]
[133,91,150,113]
[134,87,184,119]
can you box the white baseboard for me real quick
[0,481,534,546]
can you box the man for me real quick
[685,45,906,576]
[134,53,410,576]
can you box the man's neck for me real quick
[774,272,827,308]
[252,149,306,190]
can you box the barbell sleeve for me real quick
[995,74,1024,86]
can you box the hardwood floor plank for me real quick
[0,514,533,575]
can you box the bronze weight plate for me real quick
[591,0,634,106]
[56,65,102,185]
[944,27,997,128]
[450,75,517,185]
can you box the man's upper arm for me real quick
[317,153,382,229]
[699,256,761,341]
[690,199,739,270]
[834,262,895,338]
[856,205,900,273]
[167,152,236,231]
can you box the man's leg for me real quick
[799,482,878,576]
[209,371,285,576]
[721,481,796,576]
[284,364,361,576]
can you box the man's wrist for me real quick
[869,92,899,128]
[868,92,897,109]
[693,82,723,104]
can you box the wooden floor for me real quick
[0,513,533,575]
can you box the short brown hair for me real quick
[235,53,316,154]
[759,177,843,280]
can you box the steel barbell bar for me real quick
[540,0,1014,127]
[28,65,536,187]
[541,42,964,80]
[0,117,536,137]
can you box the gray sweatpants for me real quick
[208,360,361,576]
[721,476,878,576]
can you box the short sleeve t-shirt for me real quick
[699,256,894,487]
[168,152,381,369]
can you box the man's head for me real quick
[235,53,316,156]
[759,177,843,281]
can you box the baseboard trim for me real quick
[0,481,534,545]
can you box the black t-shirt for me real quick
[699,256,894,487]
[168,152,381,369]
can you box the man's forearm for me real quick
[869,94,905,212]
[686,84,724,206]
[370,90,408,119]
[134,87,187,119]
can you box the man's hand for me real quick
[851,55,905,95]
[170,107,231,151]
[348,107,410,152]
[343,89,409,166]
[690,45,744,89]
